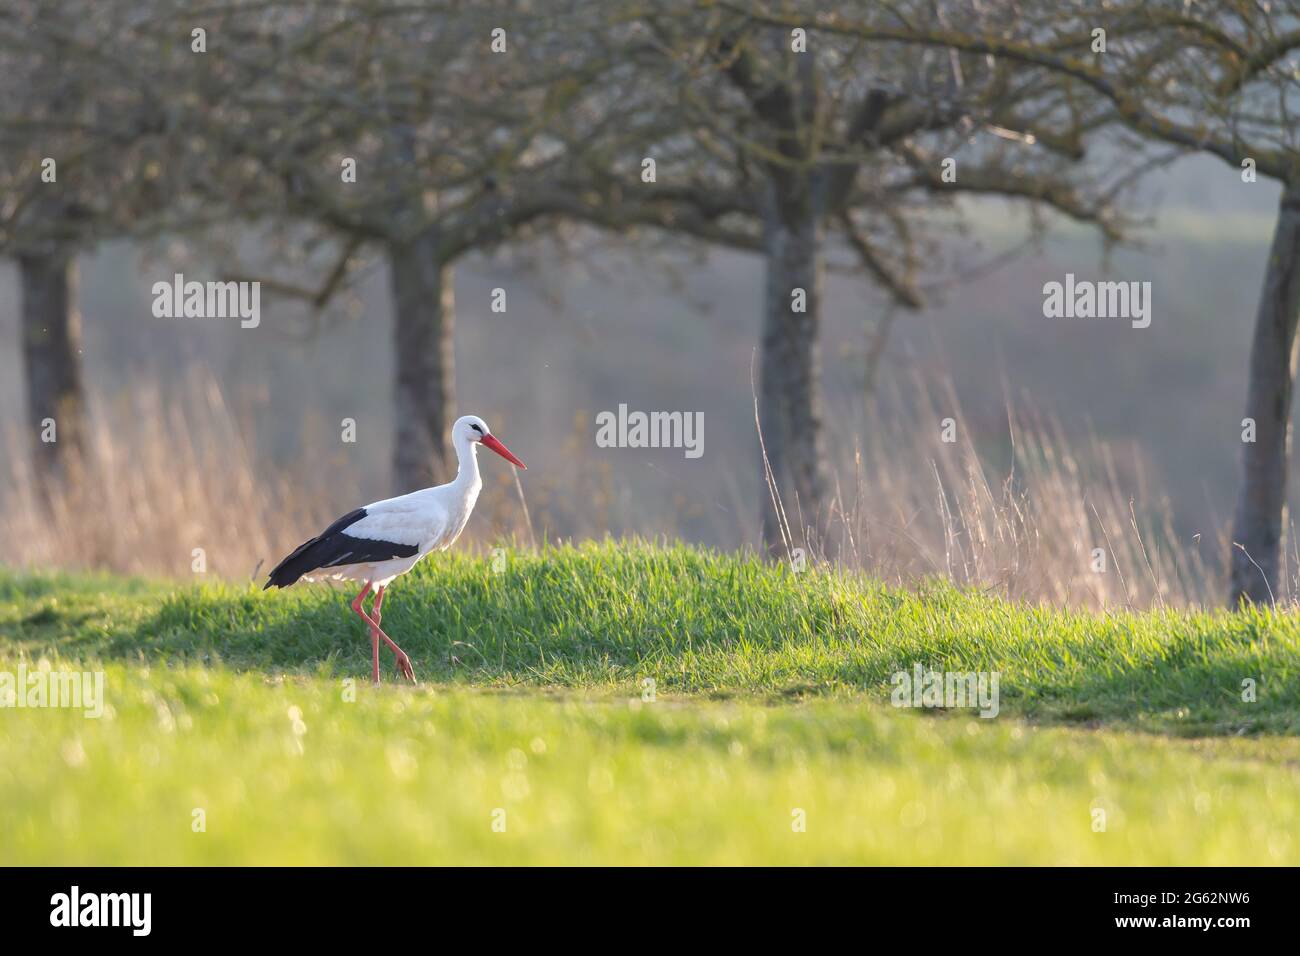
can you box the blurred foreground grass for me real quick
[2,664,1297,865]
[2,542,1298,864]
[4,542,1298,733]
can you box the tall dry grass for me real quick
[809,374,1222,608]
[0,374,343,579]
[0,369,1230,608]
[0,371,616,581]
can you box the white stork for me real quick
[264,414,526,684]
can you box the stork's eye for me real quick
[470,423,484,435]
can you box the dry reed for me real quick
[0,368,1231,608]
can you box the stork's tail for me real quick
[263,537,320,589]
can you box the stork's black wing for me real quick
[263,508,420,589]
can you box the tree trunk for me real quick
[19,247,87,483]
[758,175,827,554]
[1229,186,1300,606]
[388,230,456,492]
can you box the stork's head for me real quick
[454,414,527,469]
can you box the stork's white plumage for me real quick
[264,414,526,684]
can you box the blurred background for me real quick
[2,0,1296,607]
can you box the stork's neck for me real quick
[450,432,483,492]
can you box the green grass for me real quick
[2,541,1299,864]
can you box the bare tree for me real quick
[1,5,96,482]
[169,1,646,492]
[0,1,185,485]
[752,0,1300,602]
[2,0,1126,552]
[557,3,1126,554]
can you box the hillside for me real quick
[2,543,1298,864]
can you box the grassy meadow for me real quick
[2,542,1298,864]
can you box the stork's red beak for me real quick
[481,434,526,469]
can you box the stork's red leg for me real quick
[371,582,416,681]
[371,585,415,681]
[372,585,385,682]
[351,583,416,684]
[377,631,416,683]
[371,586,386,683]
[350,583,381,684]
